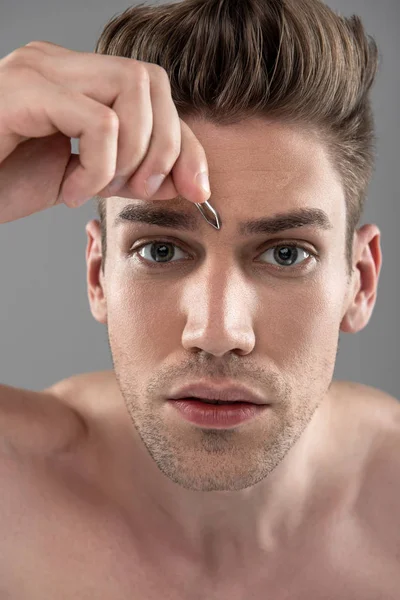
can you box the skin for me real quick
[84,117,382,578]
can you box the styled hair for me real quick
[93,0,380,276]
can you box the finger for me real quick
[101,118,211,204]
[96,64,158,198]
[101,170,179,202]
[104,65,183,200]
[167,117,211,204]
[21,50,210,204]
[5,74,120,206]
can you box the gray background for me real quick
[0,0,398,397]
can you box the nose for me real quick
[181,265,257,358]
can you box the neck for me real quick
[87,382,342,578]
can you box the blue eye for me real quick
[132,240,315,269]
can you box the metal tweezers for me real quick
[194,200,221,230]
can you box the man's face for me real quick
[92,118,352,492]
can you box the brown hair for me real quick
[93,0,380,277]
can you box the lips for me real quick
[184,398,254,405]
[168,382,267,405]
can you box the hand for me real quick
[0,40,211,224]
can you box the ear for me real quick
[340,224,382,334]
[85,219,107,325]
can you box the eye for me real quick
[135,241,189,266]
[258,243,313,268]
[129,240,316,270]
[130,239,316,270]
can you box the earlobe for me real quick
[340,275,360,334]
[340,301,364,334]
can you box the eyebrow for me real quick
[113,203,333,236]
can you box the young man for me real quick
[0,0,398,597]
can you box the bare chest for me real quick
[0,461,399,600]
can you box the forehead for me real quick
[107,118,345,229]
[185,117,341,195]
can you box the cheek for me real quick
[107,279,180,354]
[264,276,345,368]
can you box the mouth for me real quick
[168,382,267,405]
[168,396,268,427]
[174,397,255,405]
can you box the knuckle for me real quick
[145,62,170,84]
[25,40,47,49]
[156,66,172,89]
[153,63,169,80]
[140,138,180,178]
[95,107,119,133]
[25,40,59,52]
[159,137,181,160]
[129,61,150,84]
[1,47,39,69]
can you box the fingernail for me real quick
[145,173,166,197]
[196,172,211,195]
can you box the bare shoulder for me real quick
[333,379,400,430]
[333,379,400,467]
[45,370,119,403]
[0,371,118,458]
[0,379,89,457]
[334,380,400,549]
